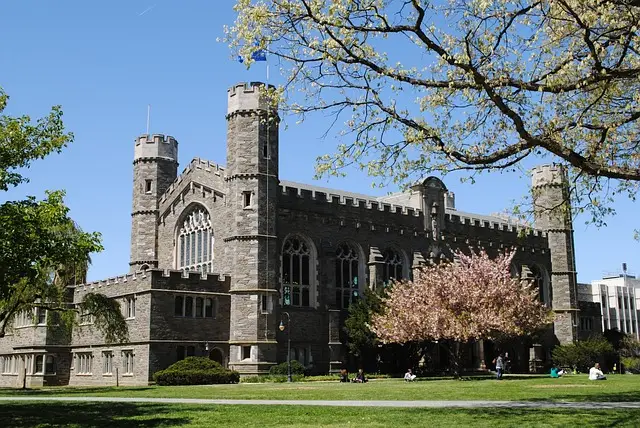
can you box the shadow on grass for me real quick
[0,402,189,427]
[413,374,548,382]
[524,390,640,403]
[0,386,154,396]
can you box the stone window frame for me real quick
[75,352,93,375]
[102,351,113,375]
[175,204,214,274]
[382,246,408,285]
[334,241,366,310]
[122,350,134,375]
[280,234,318,308]
[173,294,217,318]
[530,264,552,307]
[289,346,312,366]
[33,354,56,375]
[125,295,136,319]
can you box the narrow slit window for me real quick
[145,179,152,194]
[243,191,252,208]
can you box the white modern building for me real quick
[580,267,640,339]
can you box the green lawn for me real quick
[1,374,640,402]
[1,402,639,428]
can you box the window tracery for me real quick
[178,207,213,273]
[282,236,313,307]
[335,243,360,309]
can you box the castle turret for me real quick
[130,134,178,271]
[225,82,280,374]
[532,164,578,344]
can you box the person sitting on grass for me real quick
[589,363,607,380]
[353,369,367,383]
[404,369,417,381]
[339,368,349,383]
[550,367,564,378]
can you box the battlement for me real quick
[74,269,229,294]
[158,157,226,205]
[444,212,547,240]
[531,164,567,187]
[279,183,423,217]
[227,82,277,115]
[134,134,178,161]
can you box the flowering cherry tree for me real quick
[371,248,553,375]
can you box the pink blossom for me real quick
[371,248,553,344]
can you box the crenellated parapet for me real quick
[158,157,226,206]
[227,82,278,117]
[279,183,424,216]
[74,269,230,297]
[134,134,178,163]
[532,164,566,188]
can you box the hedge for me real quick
[269,360,305,375]
[153,357,239,385]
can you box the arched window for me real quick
[382,248,404,284]
[335,243,360,309]
[531,265,551,306]
[177,207,213,273]
[282,236,313,307]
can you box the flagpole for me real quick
[146,104,151,135]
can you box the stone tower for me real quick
[225,82,280,374]
[531,164,578,344]
[130,134,178,272]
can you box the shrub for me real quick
[622,357,640,374]
[164,357,223,371]
[552,337,614,372]
[269,360,305,375]
[240,374,305,383]
[153,357,239,385]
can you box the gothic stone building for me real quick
[0,82,580,387]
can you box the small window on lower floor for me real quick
[242,346,251,360]
[123,350,134,375]
[177,346,185,361]
[187,346,195,357]
[102,352,113,375]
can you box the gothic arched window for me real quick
[531,265,551,306]
[282,236,313,307]
[383,248,404,284]
[177,207,213,273]
[335,243,360,309]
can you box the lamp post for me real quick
[279,311,292,382]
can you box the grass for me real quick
[1,401,640,427]
[1,374,640,402]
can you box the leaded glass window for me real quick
[178,207,213,273]
[282,236,313,307]
[335,243,360,309]
[382,249,403,284]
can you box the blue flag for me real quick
[238,49,267,63]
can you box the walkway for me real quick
[1,396,640,409]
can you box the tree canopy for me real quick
[371,249,552,343]
[0,87,127,342]
[226,0,640,225]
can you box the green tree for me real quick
[0,87,127,342]
[552,337,615,372]
[226,0,640,228]
[344,287,384,364]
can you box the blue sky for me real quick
[0,0,637,283]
